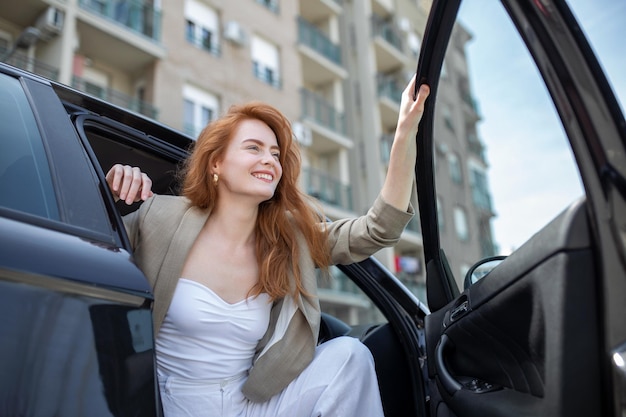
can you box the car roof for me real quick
[0,61,194,152]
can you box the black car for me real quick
[0,0,624,416]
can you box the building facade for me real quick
[0,0,495,321]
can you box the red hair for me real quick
[181,102,330,300]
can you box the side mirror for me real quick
[464,256,507,289]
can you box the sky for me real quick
[455,0,625,254]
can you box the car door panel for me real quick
[416,0,625,415]
[425,200,601,416]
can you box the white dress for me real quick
[156,279,384,417]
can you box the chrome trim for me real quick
[0,268,146,306]
[612,341,626,417]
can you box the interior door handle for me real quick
[435,334,502,395]
[435,334,462,395]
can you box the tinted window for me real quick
[433,1,585,288]
[0,73,59,219]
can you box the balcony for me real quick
[298,17,341,65]
[77,0,165,73]
[0,50,59,81]
[303,167,352,211]
[467,133,486,161]
[371,16,407,72]
[397,273,427,301]
[72,75,158,119]
[79,0,161,41]
[377,73,403,129]
[471,187,493,213]
[300,88,352,153]
[297,17,347,85]
[300,0,342,22]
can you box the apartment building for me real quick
[0,0,495,320]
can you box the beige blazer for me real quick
[123,194,413,402]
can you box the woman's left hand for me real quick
[105,164,154,205]
[380,76,430,211]
[397,76,430,139]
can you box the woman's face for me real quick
[214,119,283,203]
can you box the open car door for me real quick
[415,1,626,416]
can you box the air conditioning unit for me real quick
[223,21,246,46]
[35,7,64,40]
[293,122,312,147]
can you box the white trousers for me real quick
[159,336,385,417]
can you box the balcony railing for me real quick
[467,133,486,161]
[303,167,352,211]
[72,76,158,119]
[471,187,493,212]
[377,74,404,103]
[317,269,362,295]
[397,273,426,301]
[371,16,403,52]
[300,88,346,136]
[0,50,59,81]
[79,0,162,42]
[297,17,342,66]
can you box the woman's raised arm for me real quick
[380,76,430,211]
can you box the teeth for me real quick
[253,173,273,181]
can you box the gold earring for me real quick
[213,173,219,184]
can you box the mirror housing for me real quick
[463,256,507,289]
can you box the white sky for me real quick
[456,0,625,254]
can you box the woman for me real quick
[107,77,430,416]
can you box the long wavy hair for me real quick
[181,101,331,300]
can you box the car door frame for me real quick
[414,0,626,415]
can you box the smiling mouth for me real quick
[253,173,273,181]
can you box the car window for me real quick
[317,266,385,326]
[433,0,585,289]
[0,73,59,220]
[78,119,184,216]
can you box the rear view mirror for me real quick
[464,256,507,289]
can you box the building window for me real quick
[184,0,220,56]
[251,35,281,89]
[447,152,463,184]
[183,85,219,139]
[453,206,469,242]
[254,0,279,14]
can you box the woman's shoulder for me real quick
[149,194,190,209]
[139,194,191,221]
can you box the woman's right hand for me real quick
[105,164,154,205]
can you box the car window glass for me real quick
[432,0,585,289]
[81,123,183,216]
[317,266,386,326]
[0,73,59,220]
